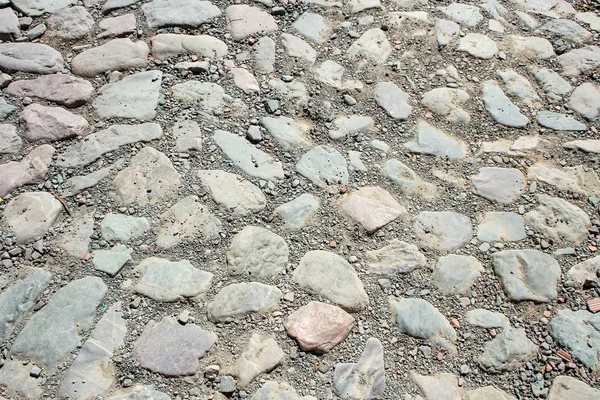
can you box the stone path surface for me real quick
[0,0,599,399]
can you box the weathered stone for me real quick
[313,60,363,91]
[566,256,600,287]
[296,145,348,188]
[261,116,312,149]
[434,255,484,295]
[58,303,127,399]
[528,66,573,101]
[253,37,276,74]
[198,170,266,217]
[227,226,289,279]
[213,130,284,181]
[492,250,560,302]
[528,163,600,197]
[405,120,468,159]
[414,211,472,251]
[525,194,590,244]
[466,309,510,329]
[142,0,221,28]
[10,0,75,16]
[281,33,317,65]
[477,212,526,242]
[98,14,136,38]
[54,208,94,259]
[225,5,277,40]
[536,19,592,45]
[410,372,462,400]
[21,103,88,142]
[439,3,483,27]
[575,12,600,32]
[221,333,284,387]
[274,194,320,230]
[134,257,213,302]
[0,269,51,342]
[92,244,133,277]
[389,297,457,353]
[472,167,526,204]
[374,82,412,120]
[482,80,529,127]
[337,186,406,233]
[0,98,15,120]
[0,8,20,41]
[293,12,331,44]
[208,282,282,321]
[71,39,149,77]
[366,240,426,276]
[547,376,600,399]
[497,69,541,108]
[106,385,171,400]
[0,43,65,74]
[435,19,460,47]
[329,115,374,140]
[172,81,236,114]
[156,195,222,249]
[171,120,202,152]
[230,67,259,94]
[93,70,162,121]
[350,0,381,13]
[347,28,391,65]
[421,88,470,124]
[9,277,107,372]
[557,45,600,77]
[503,35,555,60]
[568,82,600,120]
[252,381,317,400]
[113,147,181,206]
[47,6,93,40]
[536,111,587,131]
[134,316,216,376]
[285,301,354,353]
[57,123,163,167]
[6,74,94,108]
[0,359,42,399]
[101,213,149,242]
[333,338,385,399]
[3,191,63,243]
[564,139,600,154]
[550,309,600,367]
[0,144,54,197]
[268,79,310,109]
[457,33,498,59]
[382,159,438,198]
[479,327,538,372]
[151,33,227,60]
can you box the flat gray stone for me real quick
[2,191,63,243]
[21,103,89,142]
[213,130,284,181]
[294,250,369,312]
[172,81,235,114]
[528,66,573,101]
[198,170,266,217]
[567,256,600,287]
[313,60,363,92]
[0,144,54,197]
[497,69,541,108]
[261,116,312,149]
[568,82,600,120]
[221,333,284,387]
[47,6,93,40]
[525,194,591,244]
[466,309,509,329]
[421,88,470,124]
[548,376,600,400]
[101,213,149,242]
[172,120,202,152]
[374,82,412,120]
[0,8,20,40]
[273,193,320,230]
[405,120,468,158]
[329,115,374,140]
[558,45,600,77]
[337,186,406,233]
[207,282,282,321]
[6,74,94,108]
[550,309,600,367]
[439,3,483,27]
[382,159,438,198]
[477,212,526,242]
[62,165,113,197]
[536,111,587,131]
[9,276,107,372]
[0,269,51,342]
[113,147,181,206]
[457,33,498,59]
[225,5,277,40]
[296,145,348,188]
[434,255,484,295]
[389,297,457,353]
[492,249,560,302]
[106,385,171,400]
[293,12,331,44]
[435,19,460,47]
[252,37,276,74]
[93,70,161,121]
[333,338,385,399]
[536,19,592,44]
[156,195,222,249]
[0,123,20,153]
[227,226,289,279]
[142,0,221,28]
[134,257,213,302]
[281,33,317,65]
[71,39,149,78]
[11,0,75,16]
[366,240,426,276]
[253,381,317,400]
[564,139,600,154]
[0,43,65,74]
[58,303,127,399]
[347,28,391,65]
[134,316,217,376]
[472,167,526,204]
[151,33,227,61]
[57,123,163,167]
[482,80,529,127]
[92,244,133,276]
[414,211,472,250]
[503,35,555,60]
[0,359,42,399]
[478,327,538,372]
[0,98,15,120]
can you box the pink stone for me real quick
[6,74,94,108]
[284,301,355,353]
[21,104,89,142]
[337,186,406,233]
[98,14,136,39]
[0,144,55,197]
[225,5,277,41]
